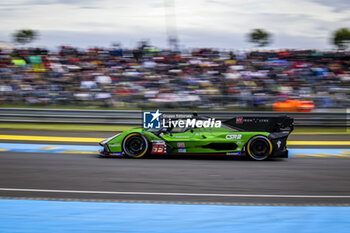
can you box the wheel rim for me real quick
[124,135,147,157]
[248,136,271,160]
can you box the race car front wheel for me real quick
[246,136,272,161]
[122,133,149,158]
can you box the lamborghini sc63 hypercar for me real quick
[99,115,293,161]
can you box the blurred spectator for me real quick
[0,45,350,110]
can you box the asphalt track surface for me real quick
[1,129,350,205]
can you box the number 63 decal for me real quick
[151,144,166,154]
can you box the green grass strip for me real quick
[0,123,348,134]
[0,123,134,132]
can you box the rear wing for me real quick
[222,115,294,133]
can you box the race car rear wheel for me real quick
[246,136,272,161]
[122,133,149,158]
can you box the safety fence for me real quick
[0,108,347,127]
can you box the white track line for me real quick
[1,188,350,199]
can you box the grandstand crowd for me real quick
[0,45,349,110]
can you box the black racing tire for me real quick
[246,136,272,161]
[122,133,149,158]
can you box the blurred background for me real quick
[0,0,350,112]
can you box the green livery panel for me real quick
[99,115,293,160]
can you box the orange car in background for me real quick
[273,99,315,112]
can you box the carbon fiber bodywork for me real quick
[99,115,293,160]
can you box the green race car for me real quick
[99,115,293,161]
